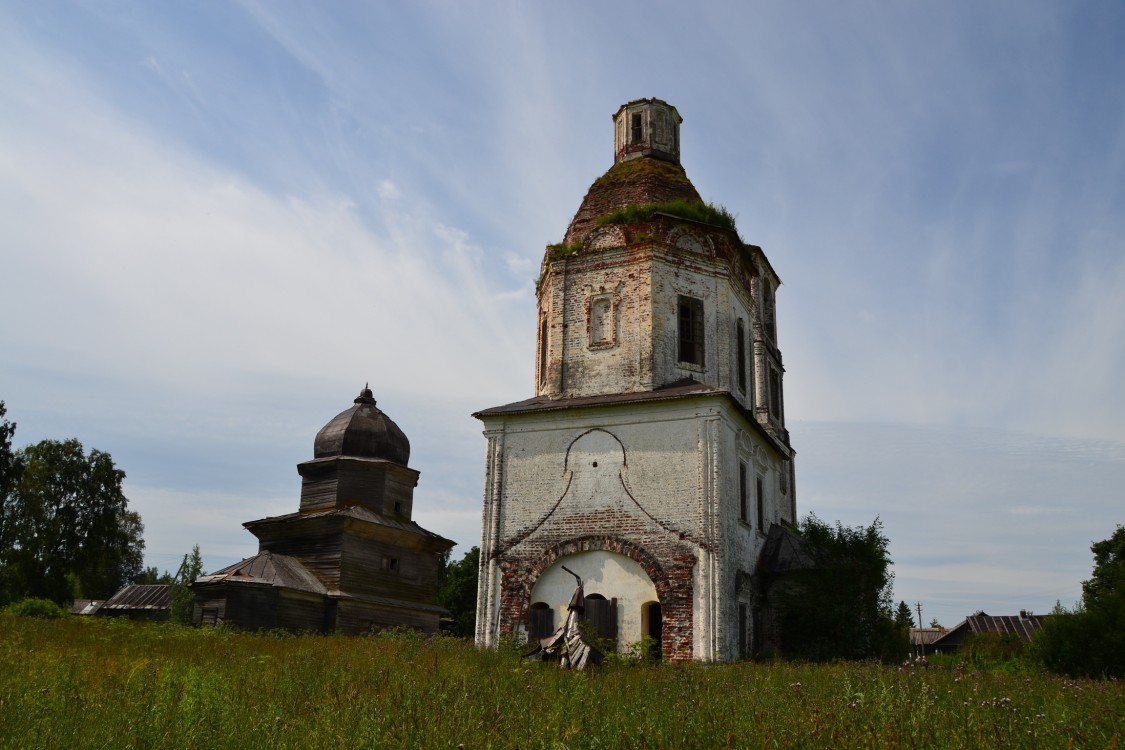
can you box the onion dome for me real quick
[561,98,702,247]
[313,385,410,465]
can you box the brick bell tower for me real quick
[474,98,796,661]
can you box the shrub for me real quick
[5,597,67,619]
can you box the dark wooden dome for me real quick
[313,386,410,465]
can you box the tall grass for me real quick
[596,199,738,236]
[1,614,1120,749]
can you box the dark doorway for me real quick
[643,601,663,661]
[528,602,554,642]
[583,594,618,646]
[739,603,748,658]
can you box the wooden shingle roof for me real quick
[100,584,170,612]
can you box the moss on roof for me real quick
[562,156,702,247]
[586,156,695,194]
[596,199,739,237]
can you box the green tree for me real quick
[134,566,174,585]
[0,402,22,518]
[0,437,144,604]
[895,600,915,629]
[168,545,204,625]
[1032,526,1125,678]
[437,546,479,637]
[0,402,25,604]
[769,514,905,662]
[1083,525,1125,609]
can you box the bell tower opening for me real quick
[613,98,682,164]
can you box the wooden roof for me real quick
[244,505,453,549]
[194,551,327,594]
[100,584,170,612]
[931,611,1050,649]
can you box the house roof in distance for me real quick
[100,584,170,612]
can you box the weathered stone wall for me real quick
[538,246,655,399]
[486,101,796,662]
[539,223,765,409]
[476,398,790,661]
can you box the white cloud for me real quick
[376,179,400,200]
[3,1,1124,628]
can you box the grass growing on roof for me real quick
[596,199,739,236]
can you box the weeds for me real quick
[596,199,738,235]
[1,613,1120,749]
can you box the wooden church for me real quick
[192,386,454,634]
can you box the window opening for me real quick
[538,317,548,387]
[736,318,747,392]
[631,112,643,144]
[755,476,765,530]
[382,555,399,572]
[769,368,782,421]
[678,296,705,366]
[763,284,777,340]
[739,461,748,522]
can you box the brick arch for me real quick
[523,535,674,605]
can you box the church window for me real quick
[739,461,748,522]
[769,367,783,423]
[762,284,777,341]
[736,318,747,393]
[382,555,399,573]
[589,296,613,347]
[631,112,643,144]
[678,296,705,366]
[529,602,553,641]
[538,317,548,387]
[755,476,765,530]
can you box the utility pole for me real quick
[915,601,924,627]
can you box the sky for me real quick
[2,1,1123,629]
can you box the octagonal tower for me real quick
[476,100,796,662]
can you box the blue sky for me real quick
[2,1,1123,628]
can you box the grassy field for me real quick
[1,614,1121,749]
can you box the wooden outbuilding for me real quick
[928,611,1050,654]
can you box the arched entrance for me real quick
[529,550,659,653]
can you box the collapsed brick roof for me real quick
[562,156,702,247]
